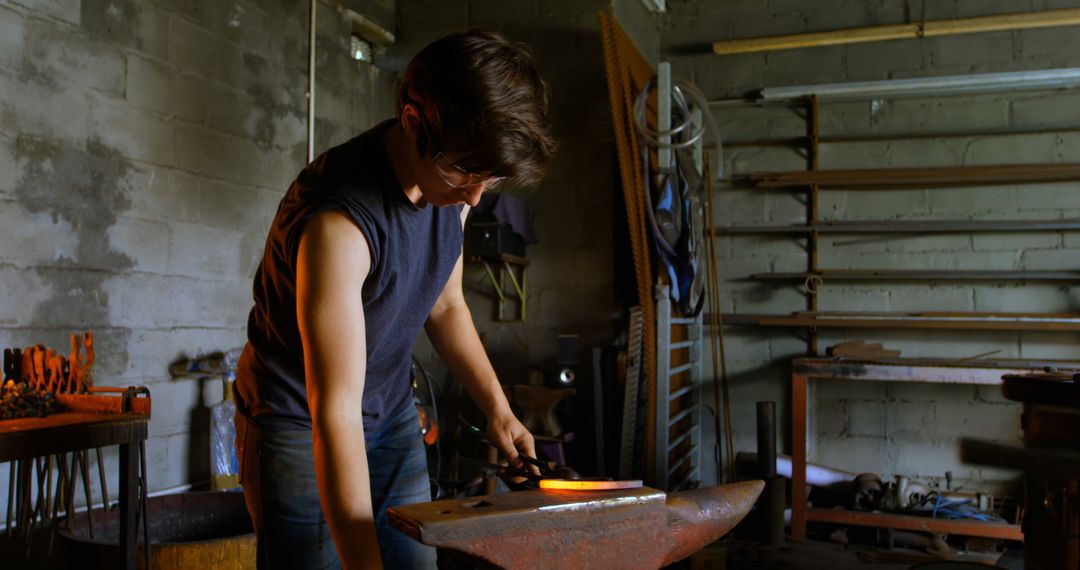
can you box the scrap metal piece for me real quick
[389,480,763,569]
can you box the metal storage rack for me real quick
[711,93,1080,345]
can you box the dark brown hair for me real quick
[398,30,558,186]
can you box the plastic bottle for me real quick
[210,348,243,490]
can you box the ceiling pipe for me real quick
[760,67,1080,101]
[713,8,1080,56]
[307,0,317,163]
[703,67,1080,106]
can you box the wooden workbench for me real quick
[789,357,1080,542]
[0,393,150,570]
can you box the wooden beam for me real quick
[750,270,1080,282]
[753,164,1080,188]
[714,8,1080,55]
[806,508,1023,541]
[720,312,1080,332]
[714,220,1080,234]
[725,126,1080,148]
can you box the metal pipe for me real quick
[756,402,776,478]
[756,402,784,546]
[705,67,1080,107]
[761,67,1080,101]
[307,0,317,163]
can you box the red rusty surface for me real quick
[388,480,764,569]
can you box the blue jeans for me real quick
[236,403,436,569]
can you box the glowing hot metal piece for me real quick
[539,478,643,491]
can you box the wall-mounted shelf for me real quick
[472,253,528,322]
[716,93,1080,351]
[720,311,1080,332]
[715,220,1080,234]
[727,126,1080,149]
[752,164,1080,188]
[750,269,1080,282]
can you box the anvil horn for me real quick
[661,479,766,566]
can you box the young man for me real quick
[234,30,558,569]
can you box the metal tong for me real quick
[516,454,581,481]
[494,453,583,491]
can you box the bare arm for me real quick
[297,211,382,569]
[425,211,535,466]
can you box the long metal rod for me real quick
[797,310,1079,318]
[714,10,1080,56]
[720,312,1080,331]
[307,0,317,163]
[715,220,1080,234]
[807,96,819,355]
[726,126,1080,148]
[754,164,1080,188]
[751,270,1080,281]
[707,69,1080,108]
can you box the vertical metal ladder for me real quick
[652,284,704,491]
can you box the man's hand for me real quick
[485,408,535,469]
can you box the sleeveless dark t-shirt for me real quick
[235,120,463,436]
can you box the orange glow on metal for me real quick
[539,479,644,491]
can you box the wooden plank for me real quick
[726,126,1080,148]
[753,164,1080,188]
[807,508,1023,540]
[797,310,1080,318]
[720,312,1080,332]
[928,8,1080,36]
[715,22,919,54]
[791,359,1055,385]
[751,270,1080,281]
[715,220,1080,234]
[713,9,1080,55]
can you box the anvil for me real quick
[388,480,763,569]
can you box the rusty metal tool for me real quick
[390,480,764,569]
[459,417,584,481]
[5,461,13,536]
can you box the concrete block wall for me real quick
[0,0,396,512]
[664,0,1080,492]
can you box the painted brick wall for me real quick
[665,0,1080,491]
[0,0,646,515]
[0,0,396,510]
